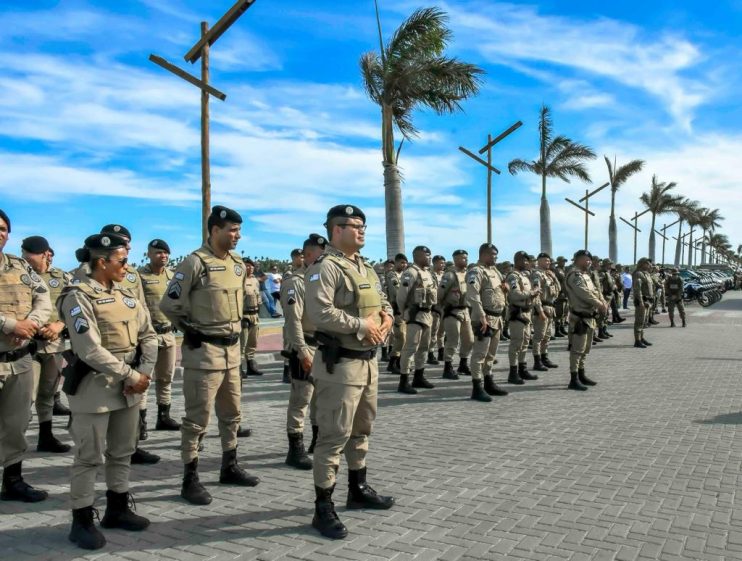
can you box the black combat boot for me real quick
[347,467,395,510]
[437,347,444,361]
[247,359,264,376]
[508,365,524,385]
[181,458,212,505]
[53,392,71,416]
[568,372,588,391]
[470,379,492,402]
[381,346,389,362]
[532,355,548,372]
[670,317,675,327]
[237,426,253,437]
[240,364,248,379]
[131,447,160,465]
[553,321,564,337]
[502,325,511,340]
[641,338,653,346]
[308,425,319,454]
[0,462,48,502]
[313,485,348,540]
[397,374,417,394]
[541,354,558,368]
[389,356,402,375]
[138,409,148,441]
[411,369,435,389]
[457,358,471,376]
[602,326,613,338]
[219,449,260,486]
[682,317,687,327]
[426,351,439,365]
[100,491,149,531]
[285,433,313,470]
[155,403,180,431]
[69,506,106,550]
[518,362,538,381]
[483,374,508,396]
[577,368,596,386]
[282,363,291,383]
[633,339,647,348]
[442,361,458,380]
[37,420,71,453]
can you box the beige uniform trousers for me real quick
[140,332,177,409]
[240,316,260,361]
[668,298,686,322]
[313,367,377,489]
[470,318,502,381]
[0,356,34,468]
[568,317,594,372]
[442,314,474,362]
[400,322,430,373]
[508,319,531,366]
[69,405,139,509]
[634,303,648,337]
[390,319,406,357]
[427,312,442,353]
[287,346,317,434]
[532,315,553,356]
[181,367,241,463]
[32,353,63,423]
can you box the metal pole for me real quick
[584,189,589,249]
[486,134,492,244]
[200,22,211,244]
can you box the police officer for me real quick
[665,268,686,327]
[281,235,326,470]
[553,256,569,337]
[427,255,446,365]
[466,243,509,401]
[564,250,607,391]
[385,254,407,374]
[240,257,263,378]
[20,236,71,453]
[160,206,260,506]
[305,204,395,540]
[0,210,52,503]
[530,252,560,371]
[632,258,653,348]
[506,251,540,385]
[396,246,437,394]
[590,255,609,343]
[137,239,180,431]
[438,250,475,380]
[58,233,157,550]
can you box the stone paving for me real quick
[3,293,742,560]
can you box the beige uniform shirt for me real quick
[58,277,157,412]
[531,267,560,317]
[439,269,469,321]
[466,263,506,329]
[36,266,73,354]
[385,270,402,316]
[565,270,603,328]
[281,266,317,361]
[396,264,436,328]
[506,269,536,321]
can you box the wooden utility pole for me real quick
[459,121,522,243]
[659,219,680,265]
[564,182,608,250]
[620,208,650,264]
[200,22,211,243]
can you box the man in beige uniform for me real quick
[465,243,509,402]
[0,209,52,503]
[161,206,259,506]
[564,250,608,391]
[20,236,71,453]
[240,257,263,378]
[281,234,326,470]
[530,252,560,372]
[396,245,437,394]
[506,251,541,385]
[665,268,686,327]
[438,249,475,380]
[384,253,407,375]
[305,204,395,540]
[59,233,157,550]
[138,239,180,431]
[426,255,446,365]
[632,258,653,348]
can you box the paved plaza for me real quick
[2,293,742,561]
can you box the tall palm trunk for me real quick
[687,228,694,268]
[608,190,618,262]
[700,229,707,264]
[648,213,657,262]
[381,104,405,259]
[673,220,683,267]
[540,172,552,254]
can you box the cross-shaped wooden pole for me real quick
[672,231,691,265]
[659,218,680,266]
[564,182,609,250]
[620,208,650,264]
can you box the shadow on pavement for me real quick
[694,412,742,425]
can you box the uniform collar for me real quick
[84,276,121,293]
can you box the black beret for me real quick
[556,256,567,262]
[394,253,408,261]
[242,257,255,266]
[325,204,366,224]
[211,205,243,224]
[453,249,469,257]
[85,233,129,251]
[21,236,50,255]
[637,257,650,265]
[591,254,601,260]
[101,224,132,240]
[432,255,446,262]
[290,248,304,257]
[479,243,498,253]
[413,245,431,254]
[573,249,593,260]
[514,250,530,261]
[303,233,327,249]
[49,248,55,257]
[384,259,394,265]
[537,252,551,260]
[0,209,9,233]
[75,247,90,263]
[148,239,171,253]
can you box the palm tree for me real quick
[604,155,644,262]
[639,175,682,262]
[508,105,595,255]
[673,199,700,267]
[696,207,723,265]
[360,5,483,258]
[709,233,730,264]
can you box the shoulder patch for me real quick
[287,297,296,305]
[20,274,32,286]
[123,297,137,308]
[167,281,182,299]
[48,278,60,288]
[309,273,320,282]
[29,271,41,283]
[125,273,136,283]
[174,272,185,280]
[234,264,243,276]
[74,317,89,334]
[70,306,82,317]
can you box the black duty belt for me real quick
[316,346,376,361]
[154,324,173,335]
[571,310,597,319]
[416,306,432,312]
[542,301,555,307]
[305,335,318,347]
[244,307,260,314]
[201,333,240,347]
[0,341,37,363]
[484,308,504,315]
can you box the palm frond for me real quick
[386,7,450,62]
[508,158,538,175]
[360,52,384,105]
[612,159,644,188]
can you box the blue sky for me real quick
[1,0,741,268]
